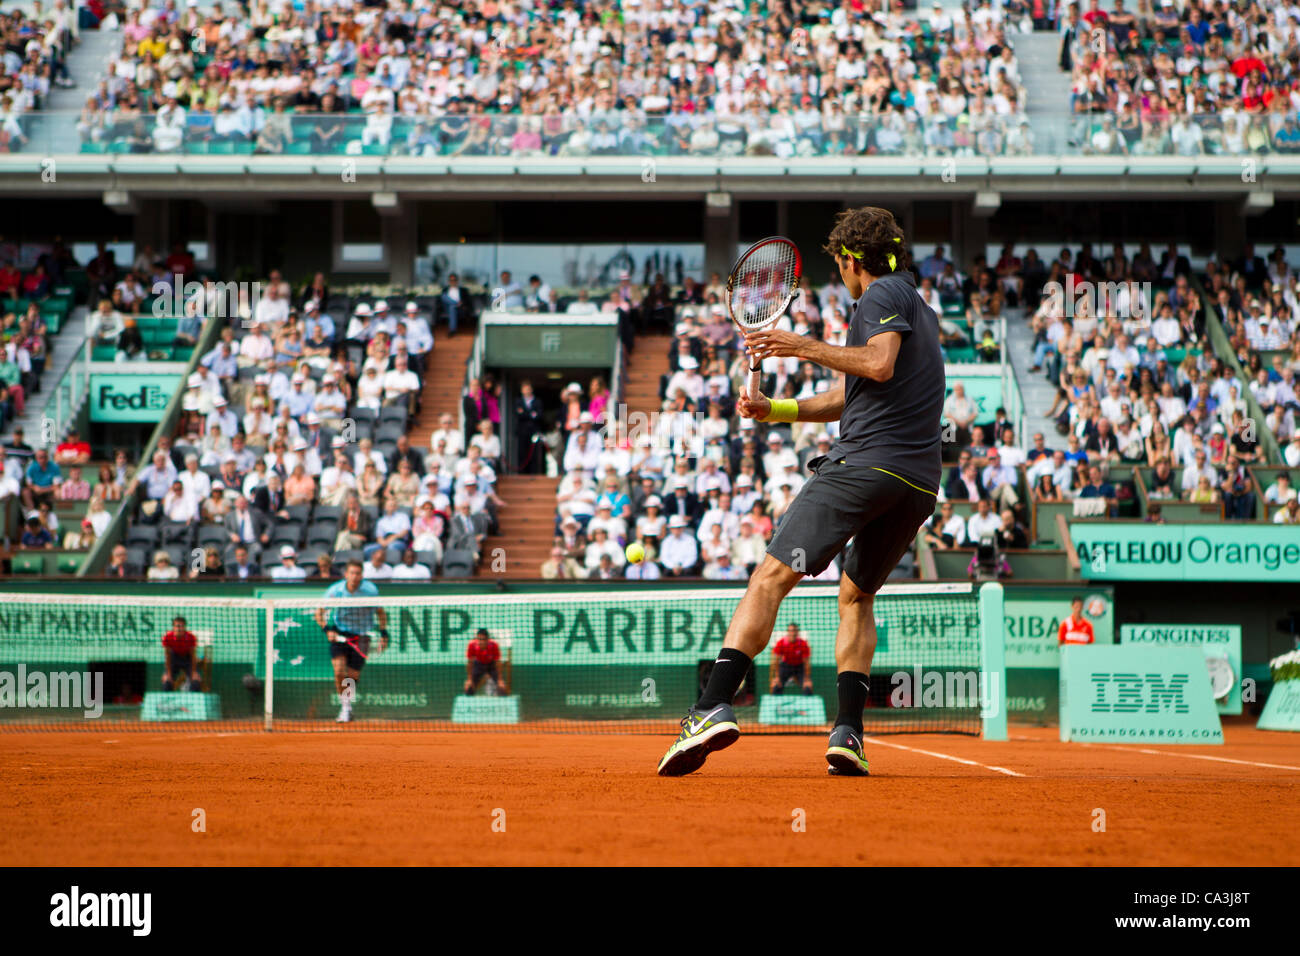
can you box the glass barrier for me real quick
[8,110,1300,160]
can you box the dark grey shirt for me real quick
[827,270,944,493]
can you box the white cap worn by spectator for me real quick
[679,356,699,370]
[668,515,687,529]
[280,545,296,559]
[354,303,372,317]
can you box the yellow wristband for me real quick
[763,398,799,423]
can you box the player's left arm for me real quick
[746,328,903,383]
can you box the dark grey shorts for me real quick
[766,458,937,594]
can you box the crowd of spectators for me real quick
[1206,242,1300,474]
[71,0,1033,158]
[1064,0,1300,155]
[1,248,505,579]
[0,2,80,153]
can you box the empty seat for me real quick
[441,548,476,578]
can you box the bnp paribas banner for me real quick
[1072,523,1300,581]
[0,599,263,664]
[255,586,984,681]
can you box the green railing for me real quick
[13,110,1300,160]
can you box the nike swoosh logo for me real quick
[880,314,898,324]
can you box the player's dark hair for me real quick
[822,206,910,278]
[476,628,490,638]
[1071,596,1083,605]
[346,560,364,571]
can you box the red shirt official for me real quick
[467,638,500,664]
[163,629,197,654]
[1058,615,1095,645]
[773,634,810,666]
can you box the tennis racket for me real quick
[724,236,803,403]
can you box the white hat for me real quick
[212,480,226,490]
[766,433,783,444]
[304,300,318,311]
[187,373,203,388]
[354,303,372,316]
[405,301,419,312]
[816,432,832,443]
[740,418,755,431]
[305,412,321,426]
[279,545,296,558]
[668,515,687,528]
[675,322,692,336]
[331,437,347,448]
[374,300,390,312]
[679,356,699,370]
[292,437,308,451]
[736,474,753,487]
[213,395,228,406]
[255,373,271,386]
[579,411,594,424]
[566,382,582,393]
[464,475,478,484]
[292,373,307,383]
[645,495,662,508]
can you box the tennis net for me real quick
[0,583,1005,736]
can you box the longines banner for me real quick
[1071,523,1300,582]
[1120,624,1243,716]
[1060,644,1224,744]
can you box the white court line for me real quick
[1084,742,1300,773]
[864,737,1026,777]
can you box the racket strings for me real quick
[730,245,799,328]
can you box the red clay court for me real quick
[2,720,1296,866]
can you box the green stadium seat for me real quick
[11,553,46,574]
[286,140,313,154]
[80,141,108,154]
[57,554,83,575]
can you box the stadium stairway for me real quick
[481,474,562,577]
[1014,29,1072,153]
[619,334,673,422]
[3,306,90,443]
[36,26,122,154]
[408,329,476,449]
[1001,309,1058,436]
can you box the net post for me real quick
[978,582,1007,741]
[263,599,274,732]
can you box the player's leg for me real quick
[824,574,877,776]
[330,644,353,721]
[657,556,801,776]
[826,477,938,777]
[162,649,175,691]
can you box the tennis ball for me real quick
[625,542,645,564]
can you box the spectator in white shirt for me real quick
[270,546,308,580]
[391,548,433,579]
[383,355,421,408]
[966,498,1001,543]
[660,515,699,576]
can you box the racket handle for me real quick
[747,365,762,402]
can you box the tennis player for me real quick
[314,559,389,723]
[658,206,944,777]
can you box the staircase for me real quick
[620,334,671,420]
[481,473,562,578]
[1002,307,1059,435]
[4,307,91,444]
[407,329,475,449]
[1013,29,1073,153]
[33,26,123,154]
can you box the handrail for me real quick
[1056,512,1082,576]
[1194,273,1284,466]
